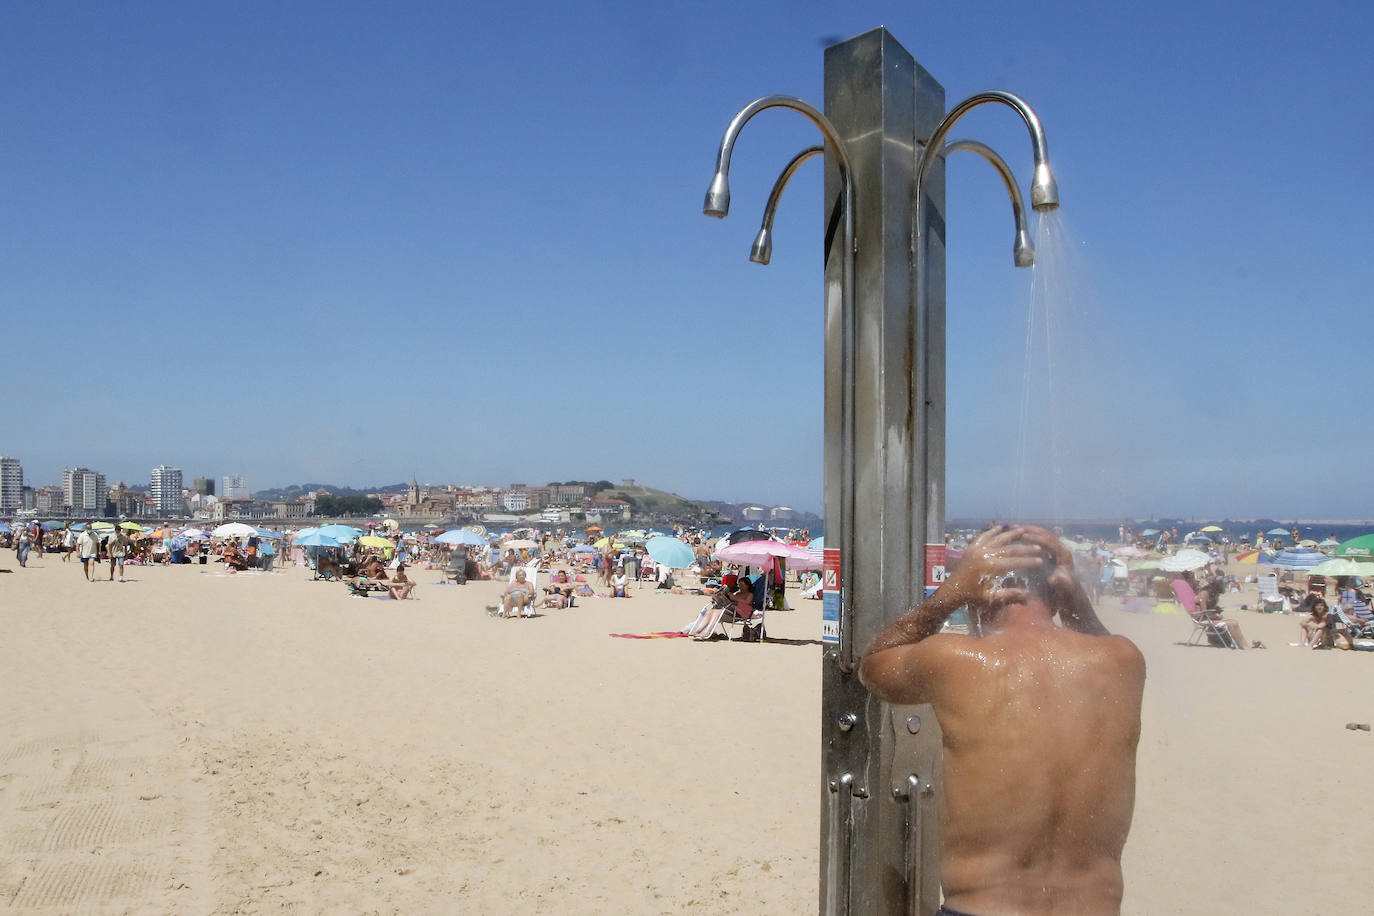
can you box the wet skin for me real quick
[861,526,1145,916]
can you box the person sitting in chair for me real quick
[502,568,536,618]
[543,569,575,607]
[727,575,762,641]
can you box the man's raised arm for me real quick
[859,526,1044,704]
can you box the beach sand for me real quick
[0,553,1368,913]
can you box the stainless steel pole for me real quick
[820,28,947,915]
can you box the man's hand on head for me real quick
[943,525,1044,611]
[1014,526,1077,597]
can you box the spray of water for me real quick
[1011,209,1076,522]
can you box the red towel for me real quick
[609,631,691,639]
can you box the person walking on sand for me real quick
[61,525,76,561]
[77,526,100,581]
[107,527,129,582]
[14,526,32,567]
[860,524,1145,916]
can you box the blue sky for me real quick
[3,1,1372,518]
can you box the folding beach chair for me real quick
[1333,601,1374,640]
[1172,579,1240,649]
[1257,574,1286,613]
[719,573,768,642]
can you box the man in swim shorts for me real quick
[77,526,101,581]
[860,525,1145,915]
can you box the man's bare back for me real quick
[860,526,1145,916]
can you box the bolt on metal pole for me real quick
[820,27,947,915]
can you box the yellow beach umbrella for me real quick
[1200,526,1223,533]
[358,535,393,549]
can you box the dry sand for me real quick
[0,552,1368,914]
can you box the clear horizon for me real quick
[4,2,1372,520]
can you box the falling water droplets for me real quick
[1011,209,1080,521]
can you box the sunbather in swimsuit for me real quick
[502,570,536,618]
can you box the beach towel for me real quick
[609,632,691,639]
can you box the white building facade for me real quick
[222,474,250,500]
[0,456,22,511]
[62,467,107,513]
[150,465,185,515]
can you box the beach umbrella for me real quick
[0,522,11,534]
[1320,538,1341,547]
[1234,551,1259,564]
[1334,534,1374,559]
[1140,529,1160,536]
[212,522,258,538]
[179,527,209,539]
[1310,558,1374,578]
[316,524,361,542]
[118,521,144,531]
[1260,548,1327,571]
[646,535,695,569]
[1159,549,1211,572]
[253,527,284,539]
[358,535,393,549]
[571,544,597,553]
[435,529,486,546]
[294,531,343,548]
[716,538,821,570]
[715,528,775,551]
[592,536,622,549]
[1266,527,1291,537]
[1200,525,1224,533]
[40,520,66,530]
[1298,539,1319,548]
[502,538,537,550]
[90,521,114,530]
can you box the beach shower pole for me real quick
[819,28,946,915]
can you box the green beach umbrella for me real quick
[1309,558,1374,577]
[1334,534,1374,559]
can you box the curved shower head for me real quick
[749,144,825,265]
[700,94,860,670]
[702,95,854,232]
[917,90,1059,213]
[943,139,1035,268]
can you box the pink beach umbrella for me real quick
[716,539,822,571]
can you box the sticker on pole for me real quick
[822,547,840,644]
[925,543,947,588]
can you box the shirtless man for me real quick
[860,525,1145,916]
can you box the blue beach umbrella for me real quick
[294,532,344,548]
[1259,548,1327,571]
[0,522,12,534]
[316,524,361,542]
[434,529,485,546]
[646,535,695,569]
